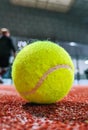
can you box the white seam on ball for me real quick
[22,65,72,95]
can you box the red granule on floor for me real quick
[0,85,88,130]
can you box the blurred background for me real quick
[0,0,88,85]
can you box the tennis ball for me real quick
[12,41,74,104]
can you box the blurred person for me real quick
[84,68,88,79]
[0,28,16,83]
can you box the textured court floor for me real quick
[0,85,88,130]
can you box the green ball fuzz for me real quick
[12,41,74,104]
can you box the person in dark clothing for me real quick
[84,69,88,79]
[0,28,16,83]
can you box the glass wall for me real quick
[59,41,88,85]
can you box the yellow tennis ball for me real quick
[12,41,74,104]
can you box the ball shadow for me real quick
[22,101,88,122]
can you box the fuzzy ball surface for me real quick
[12,41,74,104]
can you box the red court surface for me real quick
[0,85,88,130]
